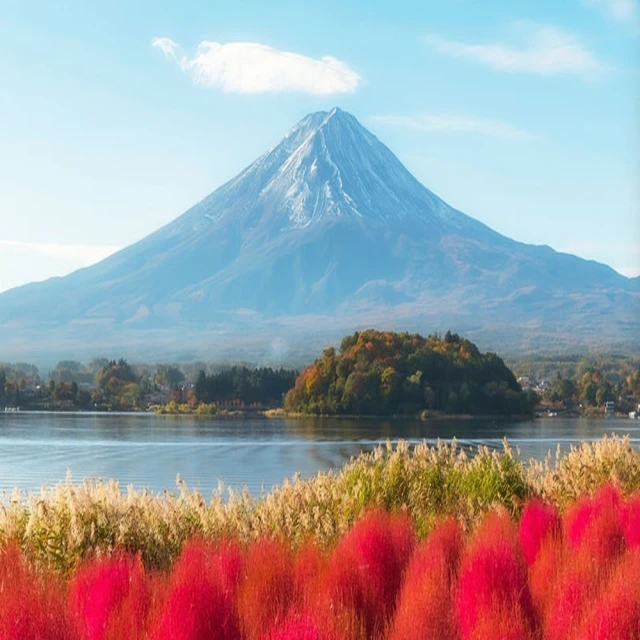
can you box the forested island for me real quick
[284,329,536,416]
[1,330,639,417]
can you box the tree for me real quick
[285,329,531,417]
[195,370,208,402]
[596,386,613,406]
[581,381,598,406]
[154,365,186,389]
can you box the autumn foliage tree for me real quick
[285,329,533,416]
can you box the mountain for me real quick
[1,107,638,362]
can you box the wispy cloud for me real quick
[582,0,638,23]
[151,36,179,60]
[372,114,535,141]
[152,38,361,95]
[426,23,609,81]
[0,241,120,264]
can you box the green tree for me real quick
[581,381,598,406]
[194,370,208,402]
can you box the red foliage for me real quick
[389,517,463,640]
[0,544,77,640]
[575,549,640,639]
[293,539,325,612]
[528,535,563,619]
[10,487,640,639]
[543,549,602,640]
[237,537,295,640]
[621,494,640,548]
[545,487,625,640]
[69,553,149,640]
[518,498,561,566]
[150,539,241,640]
[455,510,536,640]
[263,613,322,640]
[317,509,415,638]
[467,605,532,640]
[564,484,625,569]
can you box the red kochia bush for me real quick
[69,553,149,640]
[237,537,295,640]
[263,613,322,640]
[317,509,415,638]
[455,510,536,640]
[292,539,325,612]
[0,543,77,640]
[389,517,463,640]
[575,549,640,639]
[543,542,606,640]
[518,498,561,566]
[151,539,242,640]
[528,534,563,619]
[564,483,625,565]
[621,494,640,548]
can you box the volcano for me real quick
[1,107,638,360]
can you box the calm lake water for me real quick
[0,413,638,497]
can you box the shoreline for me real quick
[2,407,633,421]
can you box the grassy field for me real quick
[2,436,640,638]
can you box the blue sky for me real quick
[0,0,638,292]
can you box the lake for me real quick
[0,412,638,497]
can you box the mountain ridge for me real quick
[0,107,637,360]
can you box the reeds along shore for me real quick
[2,437,640,637]
[1,436,640,573]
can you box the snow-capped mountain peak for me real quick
[0,107,637,358]
[193,107,470,232]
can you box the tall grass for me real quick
[1,435,640,574]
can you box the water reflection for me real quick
[0,413,637,497]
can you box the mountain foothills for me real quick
[0,108,638,360]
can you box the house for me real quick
[517,376,531,390]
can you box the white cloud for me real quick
[426,23,609,81]
[152,37,361,94]
[372,114,534,141]
[582,0,638,22]
[151,37,179,60]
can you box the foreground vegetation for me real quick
[2,436,640,575]
[3,453,640,638]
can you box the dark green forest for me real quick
[193,367,297,407]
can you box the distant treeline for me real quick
[285,329,536,416]
[511,355,640,412]
[2,343,638,414]
[0,359,297,411]
[194,367,297,407]
[509,353,640,386]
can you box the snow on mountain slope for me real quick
[0,107,637,355]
